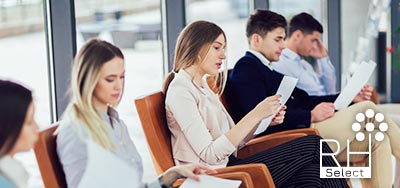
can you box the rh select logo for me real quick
[352,109,388,142]
[320,109,388,179]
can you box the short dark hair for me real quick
[288,12,323,37]
[0,80,32,157]
[246,9,287,39]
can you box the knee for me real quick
[371,132,391,151]
[356,100,376,109]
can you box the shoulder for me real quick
[166,73,198,101]
[56,114,89,154]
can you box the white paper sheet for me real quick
[334,61,376,110]
[254,76,298,135]
[180,175,242,188]
[77,140,140,188]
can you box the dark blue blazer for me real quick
[225,52,338,135]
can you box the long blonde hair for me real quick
[163,20,227,95]
[63,39,124,151]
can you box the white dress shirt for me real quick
[273,48,337,96]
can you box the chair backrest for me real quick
[34,125,67,188]
[134,91,175,174]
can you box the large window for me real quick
[0,0,49,187]
[185,0,250,68]
[74,0,162,180]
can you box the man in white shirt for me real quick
[272,12,337,96]
[272,12,400,187]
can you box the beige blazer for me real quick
[166,70,245,168]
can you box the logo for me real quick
[320,109,387,178]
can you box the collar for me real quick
[0,156,29,187]
[176,69,212,96]
[248,50,273,70]
[282,48,302,62]
[99,106,120,122]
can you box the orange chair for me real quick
[135,91,312,188]
[34,125,67,188]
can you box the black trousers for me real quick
[227,135,349,188]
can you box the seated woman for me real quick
[0,80,39,188]
[56,39,216,188]
[163,20,348,188]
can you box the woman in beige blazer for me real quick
[164,20,348,188]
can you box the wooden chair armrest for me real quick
[215,172,254,188]
[216,163,274,188]
[264,128,320,137]
[238,133,307,159]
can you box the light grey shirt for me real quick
[273,48,337,96]
[56,107,161,188]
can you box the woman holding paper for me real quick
[56,39,216,188]
[0,80,39,188]
[163,20,348,188]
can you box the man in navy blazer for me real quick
[225,9,372,136]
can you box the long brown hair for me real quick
[162,20,227,95]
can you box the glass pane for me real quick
[185,0,250,69]
[269,0,324,23]
[0,0,49,188]
[74,0,161,181]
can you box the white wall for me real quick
[341,0,378,88]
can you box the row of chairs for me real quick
[34,82,374,187]
[33,90,317,188]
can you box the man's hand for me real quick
[310,39,328,59]
[353,84,373,103]
[311,102,335,123]
[270,105,286,126]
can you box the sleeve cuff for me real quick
[214,134,237,159]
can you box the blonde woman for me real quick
[56,39,216,188]
[163,21,348,188]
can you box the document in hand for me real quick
[254,76,298,135]
[180,175,242,188]
[77,140,140,188]
[334,61,376,110]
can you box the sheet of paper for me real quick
[254,76,298,135]
[77,140,140,188]
[180,175,242,188]
[334,61,376,110]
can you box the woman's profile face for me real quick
[11,102,39,155]
[93,57,125,109]
[198,34,226,76]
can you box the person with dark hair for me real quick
[272,12,400,188]
[164,20,349,188]
[272,12,336,96]
[0,80,39,188]
[225,9,400,188]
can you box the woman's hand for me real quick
[254,94,281,120]
[162,164,217,186]
[270,105,286,126]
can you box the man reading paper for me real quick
[225,10,400,188]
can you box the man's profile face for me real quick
[297,31,320,57]
[258,27,286,62]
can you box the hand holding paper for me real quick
[254,76,298,135]
[334,61,376,110]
